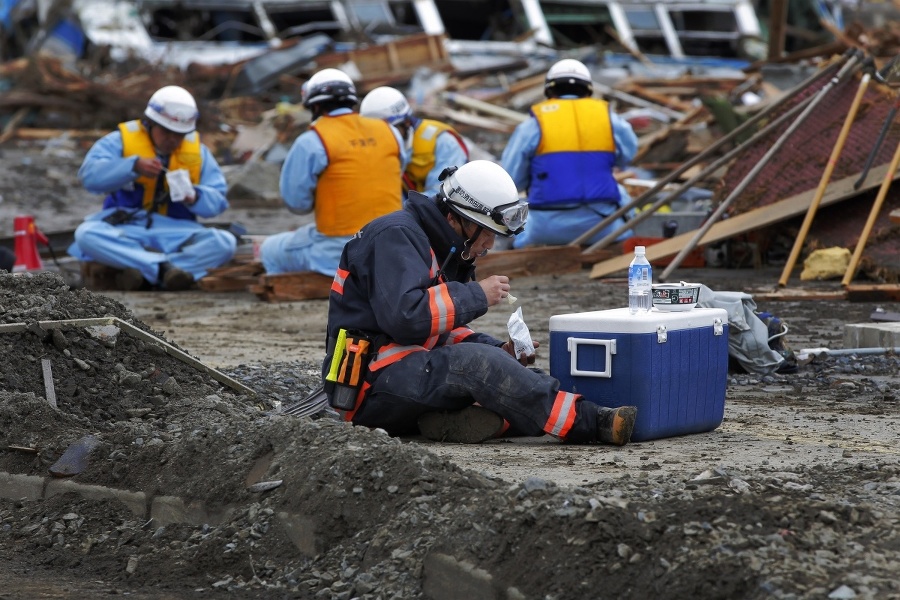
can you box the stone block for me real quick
[843,322,900,349]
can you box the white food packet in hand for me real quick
[507,306,535,360]
[166,168,194,202]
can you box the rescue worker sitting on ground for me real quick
[323,159,637,445]
[501,59,639,248]
[359,86,469,197]
[259,70,409,277]
[70,85,235,291]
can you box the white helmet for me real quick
[359,86,412,125]
[439,160,527,237]
[303,68,358,108]
[144,86,199,134]
[545,59,593,98]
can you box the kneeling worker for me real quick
[323,159,637,445]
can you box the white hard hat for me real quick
[359,86,412,125]
[545,59,593,98]
[303,68,358,108]
[144,86,199,134]
[439,160,527,237]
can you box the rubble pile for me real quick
[1,274,900,599]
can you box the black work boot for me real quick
[418,405,504,443]
[597,406,637,446]
[115,267,146,291]
[160,262,194,291]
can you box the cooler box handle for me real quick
[566,337,616,378]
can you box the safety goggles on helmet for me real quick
[442,193,528,236]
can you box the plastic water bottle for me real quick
[628,246,652,314]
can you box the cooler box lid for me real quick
[549,307,727,334]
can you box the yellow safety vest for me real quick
[119,120,202,215]
[405,119,468,192]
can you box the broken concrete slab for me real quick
[843,322,900,349]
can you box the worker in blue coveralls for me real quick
[359,86,469,198]
[323,159,637,446]
[501,59,639,248]
[259,69,409,277]
[70,85,235,291]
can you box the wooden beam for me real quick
[476,246,615,280]
[767,0,788,61]
[250,272,333,302]
[845,284,900,302]
[589,162,899,279]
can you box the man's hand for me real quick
[133,157,164,178]
[502,339,540,366]
[479,275,511,306]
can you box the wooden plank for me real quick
[316,34,451,79]
[197,276,259,293]
[845,284,900,302]
[749,289,847,302]
[589,163,899,279]
[253,272,333,302]
[476,246,614,279]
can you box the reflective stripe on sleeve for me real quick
[447,327,475,344]
[544,391,577,439]
[332,268,349,295]
[427,283,455,338]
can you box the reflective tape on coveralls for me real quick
[427,283,454,339]
[544,391,578,439]
[368,343,428,371]
[447,327,476,344]
[332,267,349,295]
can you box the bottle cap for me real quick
[635,245,645,254]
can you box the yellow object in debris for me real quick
[800,247,851,281]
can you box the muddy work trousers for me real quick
[352,342,603,443]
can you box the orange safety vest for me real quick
[405,119,468,192]
[119,120,202,215]
[311,114,402,236]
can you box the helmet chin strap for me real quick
[460,222,487,261]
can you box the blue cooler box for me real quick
[549,307,729,441]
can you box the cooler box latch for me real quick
[657,325,667,343]
[566,337,616,378]
[714,318,724,336]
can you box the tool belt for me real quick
[324,329,374,411]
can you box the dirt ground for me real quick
[1,139,900,599]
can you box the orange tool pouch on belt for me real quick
[324,329,373,411]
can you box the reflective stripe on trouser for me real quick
[351,342,601,442]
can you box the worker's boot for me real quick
[115,267,146,291]
[597,406,637,446]
[418,405,504,444]
[160,262,194,291]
